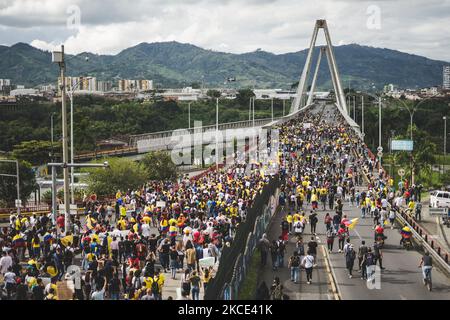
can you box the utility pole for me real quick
[53,45,71,234]
[271,97,274,122]
[51,113,57,224]
[188,102,191,130]
[378,96,382,168]
[444,116,447,175]
[361,95,365,141]
[216,98,219,173]
[249,97,252,121]
[0,159,21,215]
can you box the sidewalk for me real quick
[257,205,331,300]
[412,195,450,253]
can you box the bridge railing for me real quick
[129,117,282,147]
[351,128,450,274]
[204,175,280,300]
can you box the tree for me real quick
[395,125,437,181]
[206,89,221,98]
[236,89,255,106]
[12,140,61,166]
[0,160,37,206]
[141,151,178,181]
[82,157,147,197]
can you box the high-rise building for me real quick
[97,81,113,92]
[444,66,450,90]
[0,79,11,88]
[118,79,153,92]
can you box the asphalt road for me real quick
[259,103,450,300]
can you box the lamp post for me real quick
[0,159,20,214]
[271,97,274,122]
[52,45,71,233]
[68,77,92,205]
[444,116,447,175]
[361,95,365,141]
[50,113,57,224]
[188,102,191,130]
[216,98,219,173]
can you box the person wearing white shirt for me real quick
[141,223,151,238]
[302,253,315,284]
[0,251,13,275]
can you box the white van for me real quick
[429,190,450,208]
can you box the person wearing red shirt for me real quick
[56,215,65,230]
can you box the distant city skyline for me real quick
[0,0,449,61]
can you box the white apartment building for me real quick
[444,66,450,90]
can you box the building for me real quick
[118,79,153,92]
[57,76,99,94]
[444,66,450,90]
[10,88,42,97]
[97,81,113,92]
[253,89,297,100]
[384,84,395,93]
[0,79,11,89]
[160,87,200,101]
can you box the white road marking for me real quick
[353,228,363,241]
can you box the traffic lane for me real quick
[315,204,450,300]
[259,206,330,300]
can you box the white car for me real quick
[429,190,450,208]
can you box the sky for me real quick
[0,0,449,61]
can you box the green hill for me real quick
[0,41,448,90]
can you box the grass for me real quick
[238,250,261,300]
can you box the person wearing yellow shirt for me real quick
[117,218,127,231]
[286,213,293,234]
[120,206,127,218]
[408,199,415,213]
[311,192,318,210]
[45,288,58,300]
[142,215,151,225]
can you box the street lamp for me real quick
[0,159,20,214]
[395,94,439,184]
[68,77,92,205]
[444,116,447,174]
[52,45,71,233]
[271,97,274,122]
[47,161,109,231]
[188,102,191,130]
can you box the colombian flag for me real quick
[344,218,359,230]
[60,234,74,248]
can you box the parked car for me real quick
[429,190,450,208]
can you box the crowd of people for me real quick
[255,104,428,300]
[0,103,429,301]
[0,159,272,300]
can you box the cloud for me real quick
[0,0,448,61]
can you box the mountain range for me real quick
[0,41,448,90]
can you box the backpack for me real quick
[151,277,159,294]
[182,279,191,293]
[134,277,142,290]
[365,253,374,266]
[290,256,300,267]
[272,284,283,300]
[297,244,305,256]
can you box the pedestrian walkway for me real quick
[257,205,331,300]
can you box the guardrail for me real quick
[74,147,138,161]
[0,204,51,214]
[129,117,283,147]
[353,140,450,274]
[204,175,281,300]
